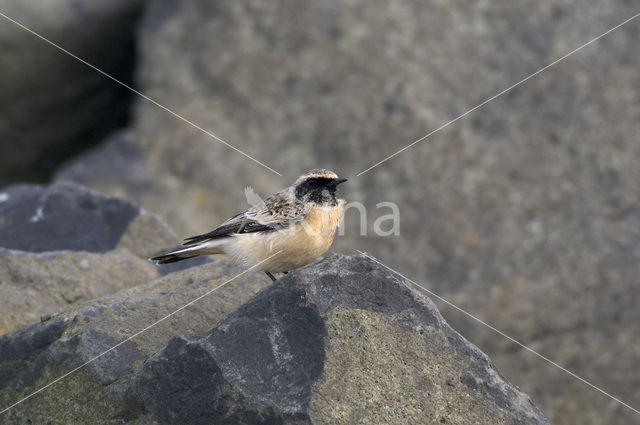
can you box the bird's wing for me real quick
[182,189,306,245]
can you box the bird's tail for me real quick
[149,238,230,264]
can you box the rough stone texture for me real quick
[0,182,139,253]
[56,130,153,212]
[0,249,157,334]
[0,0,144,185]
[0,254,547,424]
[447,274,640,425]
[56,1,640,423]
[0,182,206,333]
[0,260,269,425]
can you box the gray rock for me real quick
[56,1,640,423]
[0,0,144,185]
[0,248,157,334]
[54,131,154,208]
[0,182,138,253]
[446,273,640,425]
[0,254,549,424]
[0,182,205,333]
[0,261,281,425]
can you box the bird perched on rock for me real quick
[150,169,347,281]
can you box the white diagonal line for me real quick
[357,250,640,416]
[0,250,282,415]
[357,11,640,176]
[0,11,283,177]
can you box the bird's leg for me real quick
[265,271,277,282]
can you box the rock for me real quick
[0,249,156,335]
[0,182,138,253]
[55,1,640,423]
[0,0,144,185]
[0,254,548,424]
[447,273,640,425]
[54,130,153,210]
[0,261,279,425]
[0,182,205,333]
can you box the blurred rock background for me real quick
[0,0,143,184]
[1,0,639,424]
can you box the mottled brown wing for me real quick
[182,189,306,246]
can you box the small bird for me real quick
[150,169,347,281]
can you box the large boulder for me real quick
[0,254,547,424]
[56,1,640,423]
[0,0,144,185]
[0,182,203,333]
[0,260,268,425]
[447,271,640,425]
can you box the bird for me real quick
[150,169,347,281]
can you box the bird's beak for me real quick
[328,177,348,187]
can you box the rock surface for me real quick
[0,0,144,185]
[0,260,268,425]
[0,254,548,424]
[0,182,204,333]
[55,1,640,423]
[0,249,156,335]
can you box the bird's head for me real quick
[293,169,347,205]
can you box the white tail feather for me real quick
[171,238,230,256]
[151,238,232,264]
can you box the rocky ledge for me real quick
[0,253,548,425]
[0,182,208,333]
